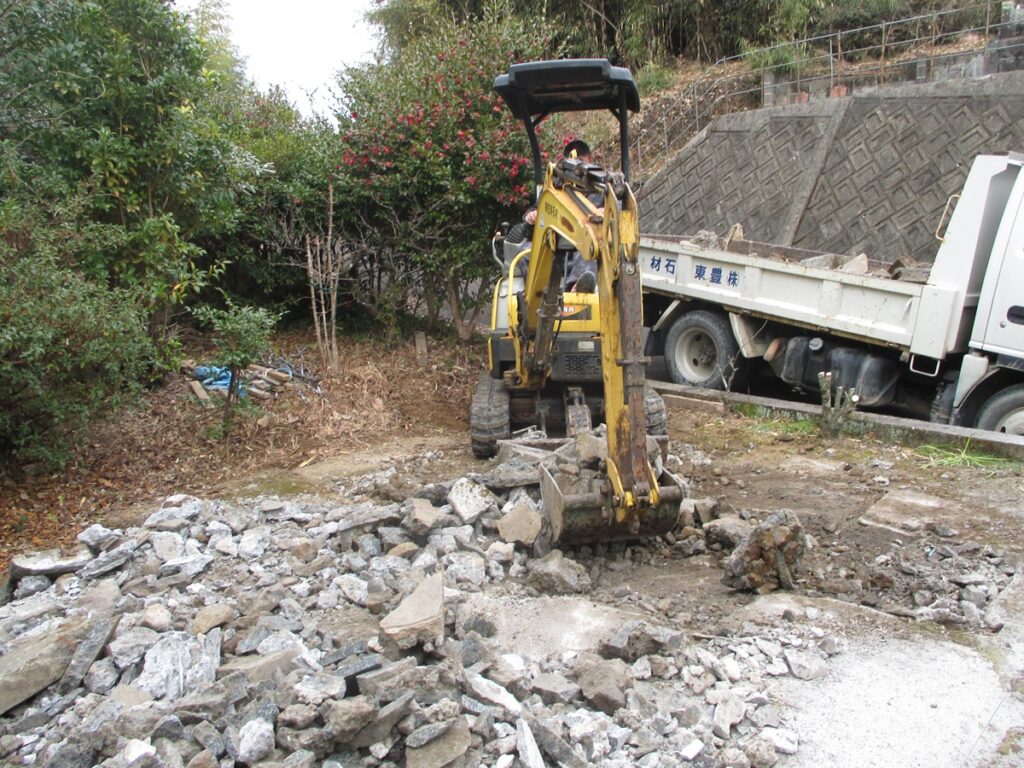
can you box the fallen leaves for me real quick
[0,331,483,573]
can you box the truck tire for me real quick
[470,373,510,457]
[664,310,743,390]
[644,386,668,436]
[974,384,1024,436]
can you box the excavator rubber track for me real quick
[469,373,511,458]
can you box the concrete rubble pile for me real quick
[1,438,841,768]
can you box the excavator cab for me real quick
[471,59,684,544]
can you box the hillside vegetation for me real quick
[0,0,982,470]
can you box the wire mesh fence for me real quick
[632,2,1023,179]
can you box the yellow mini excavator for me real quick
[470,59,684,544]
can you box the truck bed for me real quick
[639,233,958,359]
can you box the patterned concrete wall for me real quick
[638,73,1024,264]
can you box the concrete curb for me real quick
[650,380,1024,460]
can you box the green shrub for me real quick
[743,41,809,75]
[634,62,675,96]
[191,302,279,438]
[0,252,157,470]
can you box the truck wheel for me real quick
[644,386,668,436]
[469,372,510,457]
[664,310,743,390]
[975,384,1024,436]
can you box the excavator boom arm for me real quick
[517,161,663,528]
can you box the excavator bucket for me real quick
[536,433,686,545]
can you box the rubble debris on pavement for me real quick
[0,435,1016,768]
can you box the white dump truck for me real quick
[640,153,1024,435]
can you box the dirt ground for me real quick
[8,335,1021,619]
[191,391,1024,643]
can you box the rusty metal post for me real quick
[880,21,888,85]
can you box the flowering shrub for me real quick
[332,10,556,336]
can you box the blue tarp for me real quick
[193,365,248,397]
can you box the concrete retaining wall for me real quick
[638,72,1024,264]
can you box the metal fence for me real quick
[632,2,1022,179]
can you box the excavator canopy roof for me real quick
[493,59,640,120]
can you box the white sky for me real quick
[175,0,379,117]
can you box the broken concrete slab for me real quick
[78,540,138,580]
[404,715,471,768]
[0,614,95,715]
[325,503,402,533]
[463,671,522,716]
[9,547,94,580]
[858,490,955,536]
[516,718,545,768]
[457,594,644,658]
[58,615,120,694]
[496,495,543,547]
[379,572,444,649]
[213,647,297,682]
[599,620,685,661]
[469,461,542,493]
[527,549,591,594]
[446,477,498,524]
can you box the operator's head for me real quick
[563,139,592,162]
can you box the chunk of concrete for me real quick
[527,550,591,594]
[405,715,471,768]
[722,509,805,592]
[530,672,580,705]
[350,691,414,748]
[10,547,93,579]
[575,657,632,715]
[496,496,543,547]
[319,696,376,744]
[191,603,237,635]
[404,498,448,536]
[379,573,444,649]
[712,692,746,738]
[447,478,497,524]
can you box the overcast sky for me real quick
[175,0,379,117]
